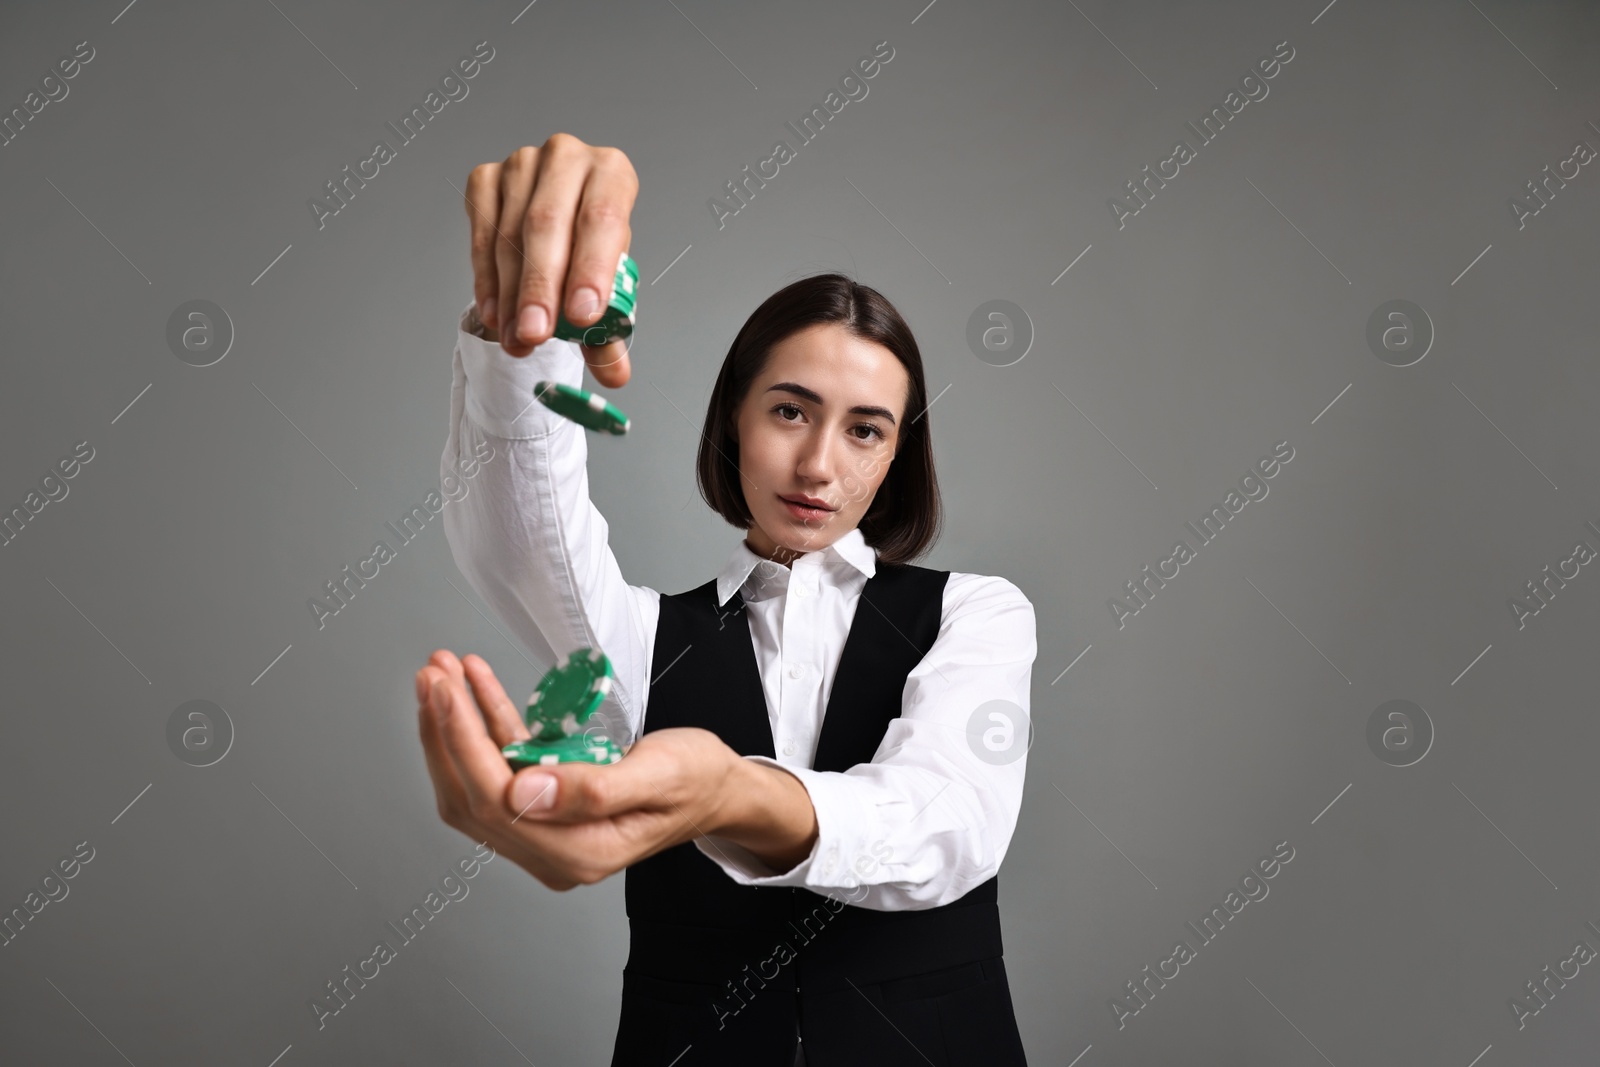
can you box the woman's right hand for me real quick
[463,133,637,388]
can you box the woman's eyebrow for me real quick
[765,382,897,425]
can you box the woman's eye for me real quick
[772,404,883,441]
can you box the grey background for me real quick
[3,0,1598,1063]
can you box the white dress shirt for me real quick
[439,300,1037,911]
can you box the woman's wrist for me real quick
[708,755,820,874]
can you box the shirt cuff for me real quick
[454,299,587,439]
[692,757,864,894]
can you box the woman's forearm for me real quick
[446,297,657,752]
[708,756,820,873]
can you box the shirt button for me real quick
[788,664,804,679]
[783,739,798,756]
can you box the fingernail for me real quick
[481,296,497,326]
[572,287,600,320]
[512,773,557,812]
[518,304,548,343]
[431,678,451,718]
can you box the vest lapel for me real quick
[680,566,944,774]
[812,565,948,773]
[641,583,776,758]
[644,565,950,773]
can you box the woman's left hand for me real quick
[415,649,742,891]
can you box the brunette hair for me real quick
[695,272,941,564]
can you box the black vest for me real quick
[609,561,1029,1067]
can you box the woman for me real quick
[415,134,1036,1066]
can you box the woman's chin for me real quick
[779,529,833,556]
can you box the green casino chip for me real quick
[552,251,638,346]
[523,647,614,741]
[503,647,625,768]
[534,380,631,435]
[502,732,624,769]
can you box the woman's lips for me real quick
[780,495,832,520]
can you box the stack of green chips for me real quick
[501,647,625,769]
[536,250,636,435]
[552,251,638,346]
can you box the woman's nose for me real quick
[794,435,838,482]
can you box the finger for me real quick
[428,647,463,675]
[513,133,590,349]
[493,145,545,357]
[464,161,503,332]
[577,216,633,388]
[420,669,567,883]
[566,158,634,328]
[417,667,470,823]
[578,335,632,391]
[461,653,532,749]
[506,746,664,824]
[433,673,515,817]
[427,649,468,696]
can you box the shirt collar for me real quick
[715,525,877,608]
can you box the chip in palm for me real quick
[501,647,624,767]
[503,732,623,769]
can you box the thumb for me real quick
[509,770,560,817]
[508,758,642,822]
[580,337,631,389]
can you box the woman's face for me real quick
[731,323,910,564]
